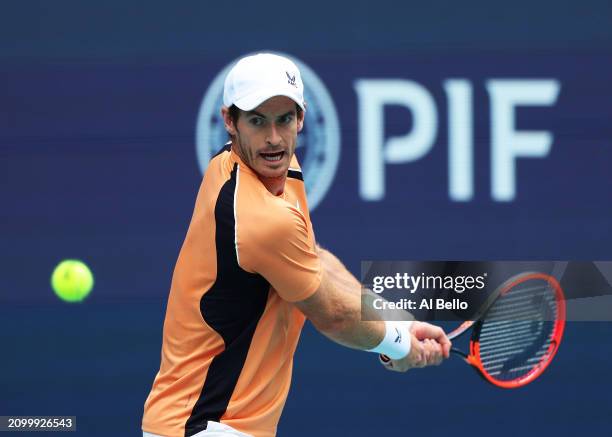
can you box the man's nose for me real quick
[266,124,282,146]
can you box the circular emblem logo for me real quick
[195,53,340,211]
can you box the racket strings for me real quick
[477,283,558,381]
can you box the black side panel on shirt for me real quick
[212,143,232,159]
[287,169,303,181]
[185,163,269,437]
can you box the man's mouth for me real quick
[260,151,285,162]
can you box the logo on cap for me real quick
[196,53,341,212]
[286,71,297,88]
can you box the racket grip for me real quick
[450,347,468,358]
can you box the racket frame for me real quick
[451,272,566,388]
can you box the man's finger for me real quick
[424,339,444,366]
[413,323,452,359]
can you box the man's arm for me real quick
[294,246,451,371]
[242,205,449,371]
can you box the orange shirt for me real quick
[143,146,321,437]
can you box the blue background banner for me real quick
[1,1,611,436]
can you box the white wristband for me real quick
[367,320,413,360]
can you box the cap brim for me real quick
[234,88,306,112]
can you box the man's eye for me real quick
[249,117,264,126]
[279,115,294,124]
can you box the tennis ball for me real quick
[51,259,94,303]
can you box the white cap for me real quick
[223,53,305,112]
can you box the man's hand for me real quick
[381,322,451,372]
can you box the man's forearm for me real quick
[316,245,361,296]
[312,246,384,349]
[295,246,415,361]
[316,245,386,321]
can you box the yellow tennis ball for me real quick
[51,259,94,303]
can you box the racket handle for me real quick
[450,347,468,358]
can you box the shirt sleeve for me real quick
[240,205,322,302]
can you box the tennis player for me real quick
[142,53,451,437]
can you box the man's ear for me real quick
[221,106,237,136]
[297,103,306,133]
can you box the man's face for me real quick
[222,96,304,180]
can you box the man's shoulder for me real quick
[237,195,305,251]
[239,192,302,237]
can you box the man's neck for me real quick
[259,174,286,196]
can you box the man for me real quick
[142,53,451,437]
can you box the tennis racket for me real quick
[381,272,566,388]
